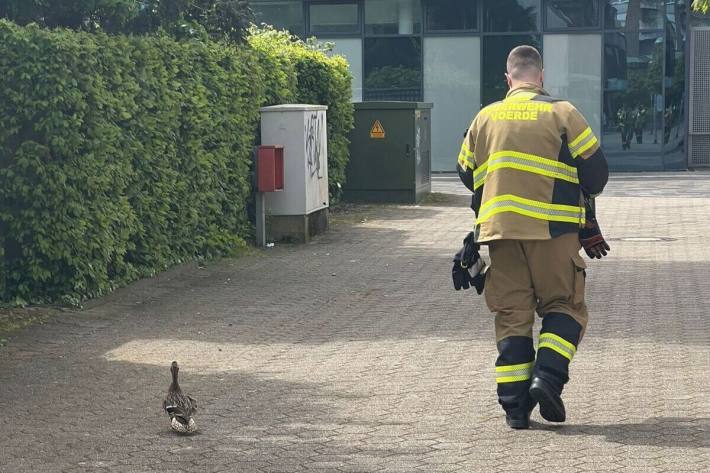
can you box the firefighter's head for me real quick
[505,45,543,89]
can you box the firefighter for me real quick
[452,46,609,429]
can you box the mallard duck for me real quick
[163,361,197,433]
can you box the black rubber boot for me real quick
[529,376,565,422]
[506,410,531,430]
[495,336,536,430]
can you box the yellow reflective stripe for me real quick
[461,142,474,158]
[458,152,470,170]
[574,135,598,157]
[477,194,585,225]
[496,362,534,384]
[497,374,532,383]
[569,127,599,158]
[569,127,592,148]
[496,361,534,373]
[473,161,488,190]
[458,142,475,171]
[487,151,579,185]
[538,333,577,361]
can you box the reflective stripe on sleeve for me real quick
[473,161,488,190]
[458,142,475,171]
[495,361,534,384]
[569,127,599,158]
[538,333,577,361]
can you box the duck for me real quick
[163,361,197,433]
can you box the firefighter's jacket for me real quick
[458,83,609,243]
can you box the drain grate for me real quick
[609,237,677,242]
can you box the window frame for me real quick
[362,0,424,37]
[363,36,425,102]
[252,0,308,36]
[305,0,363,37]
[481,0,541,34]
[543,0,602,32]
[423,0,480,34]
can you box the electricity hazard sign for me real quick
[370,120,385,139]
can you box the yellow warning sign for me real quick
[370,120,385,139]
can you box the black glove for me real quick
[452,232,487,293]
[579,197,610,259]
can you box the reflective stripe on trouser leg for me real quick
[534,313,582,387]
[496,336,535,413]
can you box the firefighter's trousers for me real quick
[484,233,588,415]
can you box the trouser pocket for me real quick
[571,254,587,306]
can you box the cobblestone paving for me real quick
[1,175,709,472]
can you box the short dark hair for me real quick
[506,45,543,80]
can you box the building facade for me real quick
[251,0,710,172]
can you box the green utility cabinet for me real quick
[344,102,432,203]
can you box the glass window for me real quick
[252,1,305,35]
[545,0,600,29]
[482,35,542,106]
[543,34,602,137]
[425,0,478,31]
[483,0,539,32]
[663,13,686,169]
[309,3,359,34]
[322,38,364,102]
[424,37,481,171]
[603,31,664,170]
[365,0,422,35]
[364,37,422,101]
[604,0,663,30]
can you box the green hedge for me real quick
[0,21,353,304]
[248,28,354,199]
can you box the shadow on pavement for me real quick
[537,417,709,448]
[0,356,398,472]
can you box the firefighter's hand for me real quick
[452,232,480,290]
[579,219,610,259]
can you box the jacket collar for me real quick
[506,82,549,98]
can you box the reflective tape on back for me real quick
[487,151,579,184]
[477,194,585,225]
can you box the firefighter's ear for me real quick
[505,73,513,89]
[540,69,545,86]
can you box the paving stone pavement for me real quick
[1,174,709,473]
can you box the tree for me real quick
[694,0,710,14]
[0,0,139,33]
[0,0,253,42]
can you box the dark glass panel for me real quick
[252,0,305,35]
[603,31,664,170]
[604,0,663,30]
[663,2,687,169]
[364,37,422,101]
[545,0,600,29]
[309,3,359,34]
[482,35,542,106]
[483,0,539,32]
[425,0,478,31]
[365,0,422,35]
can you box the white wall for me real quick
[424,37,481,172]
[543,34,603,138]
[322,38,363,102]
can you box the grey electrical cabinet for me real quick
[344,102,432,203]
